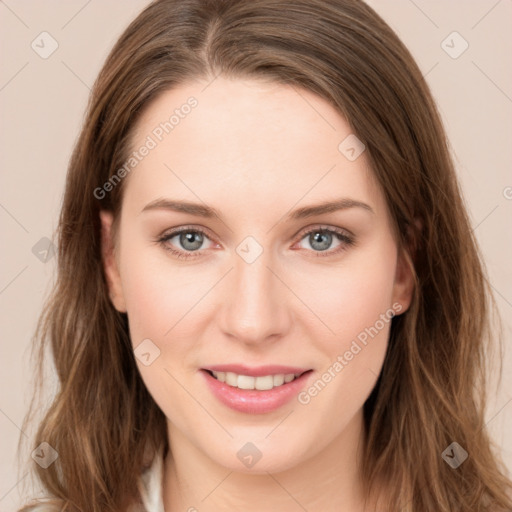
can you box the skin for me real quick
[101,76,414,511]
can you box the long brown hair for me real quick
[18,0,512,510]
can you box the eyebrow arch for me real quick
[287,198,374,219]
[141,198,220,218]
[140,197,374,219]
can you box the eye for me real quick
[156,226,216,260]
[294,226,355,257]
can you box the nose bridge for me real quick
[218,239,290,343]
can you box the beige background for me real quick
[1,0,511,509]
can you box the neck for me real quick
[163,410,379,512]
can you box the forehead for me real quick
[123,76,383,217]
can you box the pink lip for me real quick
[201,367,314,414]
[204,364,310,377]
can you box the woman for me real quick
[19,0,512,510]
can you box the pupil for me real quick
[181,231,203,250]
[311,231,331,251]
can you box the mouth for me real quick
[200,365,314,414]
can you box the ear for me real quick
[391,246,415,315]
[99,210,127,313]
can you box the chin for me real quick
[201,430,314,475]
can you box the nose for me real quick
[218,247,292,346]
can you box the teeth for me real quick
[237,375,255,390]
[225,372,238,386]
[211,371,300,390]
[273,374,284,386]
[255,375,273,390]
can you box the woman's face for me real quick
[101,77,413,473]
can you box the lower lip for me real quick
[201,370,313,414]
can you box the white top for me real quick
[137,447,165,512]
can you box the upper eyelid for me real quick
[297,224,353,238]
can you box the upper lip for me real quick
[203,364,311,377]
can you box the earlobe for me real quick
[99,210,127,313]
[391,247,416,315]
[392,218,421,315]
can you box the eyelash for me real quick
[156,225,355,260]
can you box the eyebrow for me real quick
[140,197,374,220]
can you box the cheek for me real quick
[294,267,396,439]
[118,244,204,347]
[117,247,210,422]
[295,241,398,346]
[294,241,397,406]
